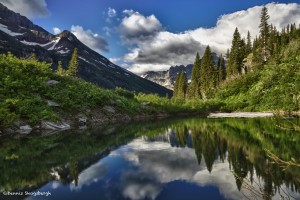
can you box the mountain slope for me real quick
[0,3,172,97]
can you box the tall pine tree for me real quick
[67,48,79,77]
[227,28,243,76]
[173,72,187,99]
[200,46,215,98]
[56,61,65,76]
[217,54,226,84]
[187,52,201,99]
[246,31,252,55]
[177,72,188,99]
[259,6,270,62]
[173,73,181,98]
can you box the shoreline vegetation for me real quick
[1,6,299,135]
[0,41,299,135]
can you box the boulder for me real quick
[103,106,116,113]
[17,125,32,134]
[47,80,60,86]
[141,102,150,106]
[78,117,87,126]
[41,121,70,130]
[46,100,60,107]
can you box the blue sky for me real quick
[1,0,300,73]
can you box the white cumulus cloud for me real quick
[53,27,62,35]
[0,0,49,19]
[71,25,109,52]
[119,10,162,43]
[119,3,300,74]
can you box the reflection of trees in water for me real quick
[70,161,79,186]
[1,117,299,198]
[228,145,252,191]
[175,125,189,147]
[167,119,300,199]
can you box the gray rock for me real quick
[47,80,60,86]
[46,100,60,107]
[41,121,70,130]
[17,125,32,134]
[141,102,150,106]
[78,117,87,126]
[3,128,15,135]
[103,106,116,113]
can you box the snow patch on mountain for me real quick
[0,23,24,36]
[57,49,70,54]
[20,37,61,51]
[79,56,97,67]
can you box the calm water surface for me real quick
[0,117,299,200]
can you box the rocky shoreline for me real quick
[1,110,299,136]
[0,107,190,136]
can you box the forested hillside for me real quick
[173,6,300,112]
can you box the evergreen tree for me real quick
[226,49,230,60]
[173,73,181,98]
[227,28,243,76]
[67,48,79,77]
[173,72,187,99]
[252,36,264,67]
[259,6,270,62]
[217,54,226,83]
[177,72,188,99]
[246,31,252,55]
[200,46,215,97]
[187,52,201,99]
[268,25,278,57]
[56,61,65,76]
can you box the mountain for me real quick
[0,3,172,97]
[142,53,219,89]
[142,64,193,90]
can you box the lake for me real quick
[0,117,299,200]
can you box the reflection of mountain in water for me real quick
[142,127,193,148]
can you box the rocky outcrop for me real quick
[17,125,32,134]
[142,64,193,90]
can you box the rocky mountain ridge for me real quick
[0,3,172,96]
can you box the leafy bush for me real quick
[115,87,135,99]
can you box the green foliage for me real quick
[173,73,180,98]
[227,28,244,76]
[1,53,217,128]
[214,39,300,112]
[217,54,226,83]
[187,52,201,99]
[200,46,215,98]
[259,6,270,62]
[0,53,56,126]
[56,61,66,76]
[173,72,187,99]
[246,31,252,55]
[115,87,135,99]
[67,48,78,77]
